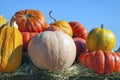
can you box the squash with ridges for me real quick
[0,26,23,72]
[0,15,7,27]
[28,31,76,71]
[79,50,120,74]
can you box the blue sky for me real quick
[1,0,120,51]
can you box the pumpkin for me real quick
[0,26,23,72]
[79,50,120,74]
[45,25,62,31]
[69,21,88,39]
[0,15,7,27]
[48,11,73,37]
[86,24,116,52]
[73,37,86,61]
[22,32,38,51]
[10,9,48,32]
[28,31,76,71]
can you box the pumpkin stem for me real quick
[9,16,18,28]
[101,24,104,29]
[49,10,57,22]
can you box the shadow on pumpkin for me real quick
[0,45,22,73]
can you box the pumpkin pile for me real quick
[10,9,48,51]
[0,9,120,79]
[78,24,120,74]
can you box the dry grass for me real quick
[0,52,120,80]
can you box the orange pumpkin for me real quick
[10,9,48,32]
[69,21,88,39]
[48,11,73,37]
[79,50,120,74]
[22,32,39,51]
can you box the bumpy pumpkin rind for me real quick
[0,26,23,72]
[79,50,120,74]
[0,15,7,27]
[86,26,116,52]
[11,9,48,32]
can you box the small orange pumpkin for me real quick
[48,11,73,37]
[10,9,48,32]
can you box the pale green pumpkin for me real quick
[28,31,76,71]
[86,24,116,52]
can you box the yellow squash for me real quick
[0,15,7,27]
[86,24,116,52]
[0,26,23,72]
[50,20,73,37]
[49,11,73,37]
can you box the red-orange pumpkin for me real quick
[10,9,48,32]
[69,21,88,39]
[22,32,38,51]
[79,50,120,74]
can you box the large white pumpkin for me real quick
[28,31,76,71]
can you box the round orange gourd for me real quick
[86,24,116,52]
[69,21,88,39]
[48,11,73,37]
[10,9,48,32]
[22,32,39,51]
[79,50,120,74]
[0,26,23,72]
[28,31,76,71]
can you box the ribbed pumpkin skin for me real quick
[22,32,38,51]
[79,50,120,74]
[0,26,23,72]
[28,31,76,71]
[69,21,88,39]
[11,9,48,32]
[86,27,116,52]
[0,15,7,27]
